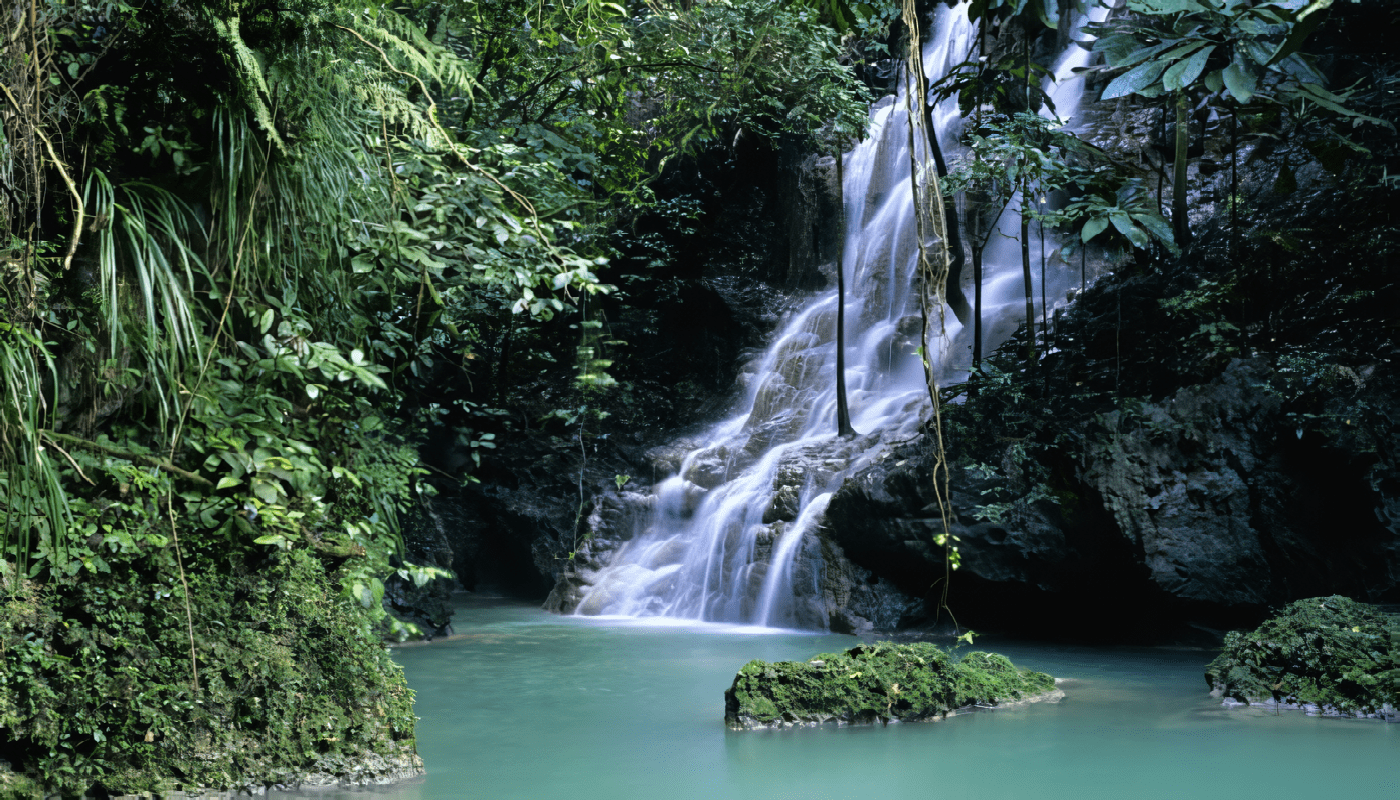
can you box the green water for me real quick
[282,596,1397,800]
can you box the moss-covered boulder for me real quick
[0,549,421,796]
[1205,596,1400,718]
[724,642,1059,730]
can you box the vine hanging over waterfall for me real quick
[901,0,964,635]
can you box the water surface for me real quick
[281,595,1396,800]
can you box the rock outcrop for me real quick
[725,642,1059,730]
[1206,596,1400,720]
[826,359,1400,629]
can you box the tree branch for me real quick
[41,431,214,487]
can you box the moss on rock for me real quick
[724,642,1058,730]
[0,549,421,796]
[1205,596,1400,716]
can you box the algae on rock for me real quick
[1205,596,1400,716]
[724,642,1058,730]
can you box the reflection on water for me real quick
[276,595,1397,800]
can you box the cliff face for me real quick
[825,358,1400,631]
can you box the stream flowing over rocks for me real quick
[409,0,1400,635]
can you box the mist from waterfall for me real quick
[570,4,1103,628]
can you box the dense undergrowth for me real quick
[1206,596,1400,713]
[1,549,418,795]
[937,0,1399,560]
[0,0,894,793]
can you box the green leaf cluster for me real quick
[1206,595,1400,714]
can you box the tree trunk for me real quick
[1021,181,1036,373]
[971,20,987,376]
[972,208,984,373]
[835,151,854,437]
[922,93,969,326]
[1173,91,1190,246]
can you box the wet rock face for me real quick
[1080,359,1284,606]
[825,359,1400,628]
[1081,359,1399,608]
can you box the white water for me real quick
[571,5,1103,628]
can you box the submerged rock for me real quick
[724,642,1059,730]
[1205,596,1400,719]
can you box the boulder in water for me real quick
[724,642,1059,729]
[1205,596,1400,719]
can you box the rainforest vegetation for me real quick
[1,0,1396,795]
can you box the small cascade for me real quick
[570,5,1101,628]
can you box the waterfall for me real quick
[570,5,1101,628]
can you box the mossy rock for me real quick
[1205,596,1400,715]
[724,642,1058,730]
[0,549,421,795]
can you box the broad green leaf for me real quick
[254,533,289,548]
[1081,216,1110,242]
[352,581,374,607]
[1268,0,1332,65]
[1132,211,1178,251]
[251,479,280,505]
[1222,60,1259,102]
[1112,40,1178,69]
[215,476,241,490]
[1204,69,1224,93]
[1163,46,1214,91]
[1157,40,1210,64]
[1102,59,1170,100]
[1108,211,1149,249]
[1239,39,1273,67]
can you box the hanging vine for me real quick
[900,0,967,640]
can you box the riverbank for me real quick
[267,595,1398,800]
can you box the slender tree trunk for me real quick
[835,151,854,437]
[1173,91,1191,246]
[971,20,987,376]
[923,99,969,326]
[493,310,516,405]
[1039,205,1047,345]
[1158,103,1167,216]
[1022,21,1036,377]
[1231,98,1239,262]
[1021,181,1036,373]
[972,212,984,372]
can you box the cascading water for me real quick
[569,4,1105,629]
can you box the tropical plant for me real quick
[944,112,1072,372]
[1091,0,1391,245]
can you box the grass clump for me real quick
[724,642,1056,729]
[1205,595,1400,715]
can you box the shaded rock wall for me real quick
[825,356,1400,632]
[408,137,847,607]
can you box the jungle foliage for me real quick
[1205,596,1400,714]
[0,0,886,792]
